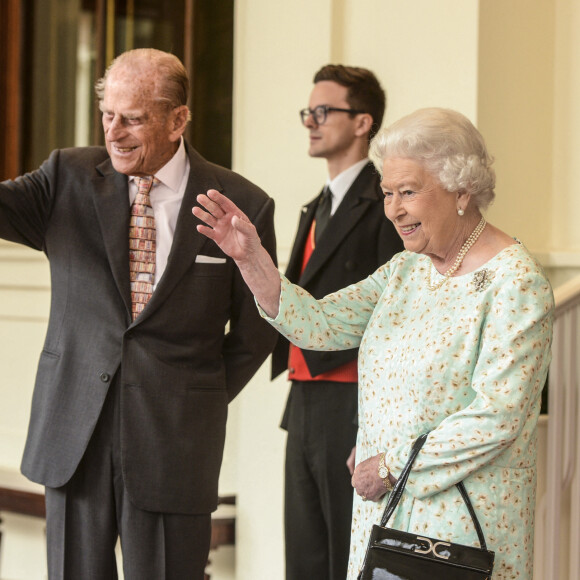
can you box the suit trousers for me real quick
[45,374,211,580]
[284,380,358,580]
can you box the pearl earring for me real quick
[457,208,465,216]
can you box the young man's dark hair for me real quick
[313,64,387,141]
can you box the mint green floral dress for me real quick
[263,243,553,579]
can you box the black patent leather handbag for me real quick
[357,433,495,579]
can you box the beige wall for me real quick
[2,1,580,578]
[0,245,49,466]
[233,0,480,264]
[478,0,555,249]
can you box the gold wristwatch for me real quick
[378,453,394,492]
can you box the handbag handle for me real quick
[378,433,489,551]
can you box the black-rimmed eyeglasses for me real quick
[299,105,364,126]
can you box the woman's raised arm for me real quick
[193,189,282,318]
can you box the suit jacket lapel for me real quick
[285,197,318,282]
[92,145,214,324]
[92,158,132,316]
[299,163,380,287]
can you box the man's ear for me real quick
[355,113,374,138]
[170,105,190,139]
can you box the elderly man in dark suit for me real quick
[271,65,403,580]
[0,48,277,580]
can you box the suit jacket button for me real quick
[99,372,110,383]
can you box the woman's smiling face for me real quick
[381,157,460,260]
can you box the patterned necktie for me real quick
[129,176,157,320]
[314,186,332,244]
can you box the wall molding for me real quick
[532,249,580,268]
[0,241,47,262]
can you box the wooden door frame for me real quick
[0,0,23,179]
[1,0,218,177]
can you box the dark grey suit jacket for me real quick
[271,162,403,382]
[0,143,277,514]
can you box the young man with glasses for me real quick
[271,65,403,580]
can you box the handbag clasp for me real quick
[415,536,451,560]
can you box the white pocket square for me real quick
[195,255,227,264]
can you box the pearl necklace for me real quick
[427,216,487,291]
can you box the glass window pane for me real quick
[22,0,233,171]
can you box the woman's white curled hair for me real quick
[369,108,496,210]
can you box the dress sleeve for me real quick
[385,262,554,499]
[258,265,390,352]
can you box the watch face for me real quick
[378,467,389,479]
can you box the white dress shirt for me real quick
[325,158,369,215]
[129,138,190,289]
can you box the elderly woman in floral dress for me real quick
[193,107,553,579]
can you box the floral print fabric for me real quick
[263,243,553,579]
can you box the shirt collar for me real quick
[130,137,187,192]
[326,158,369,206]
